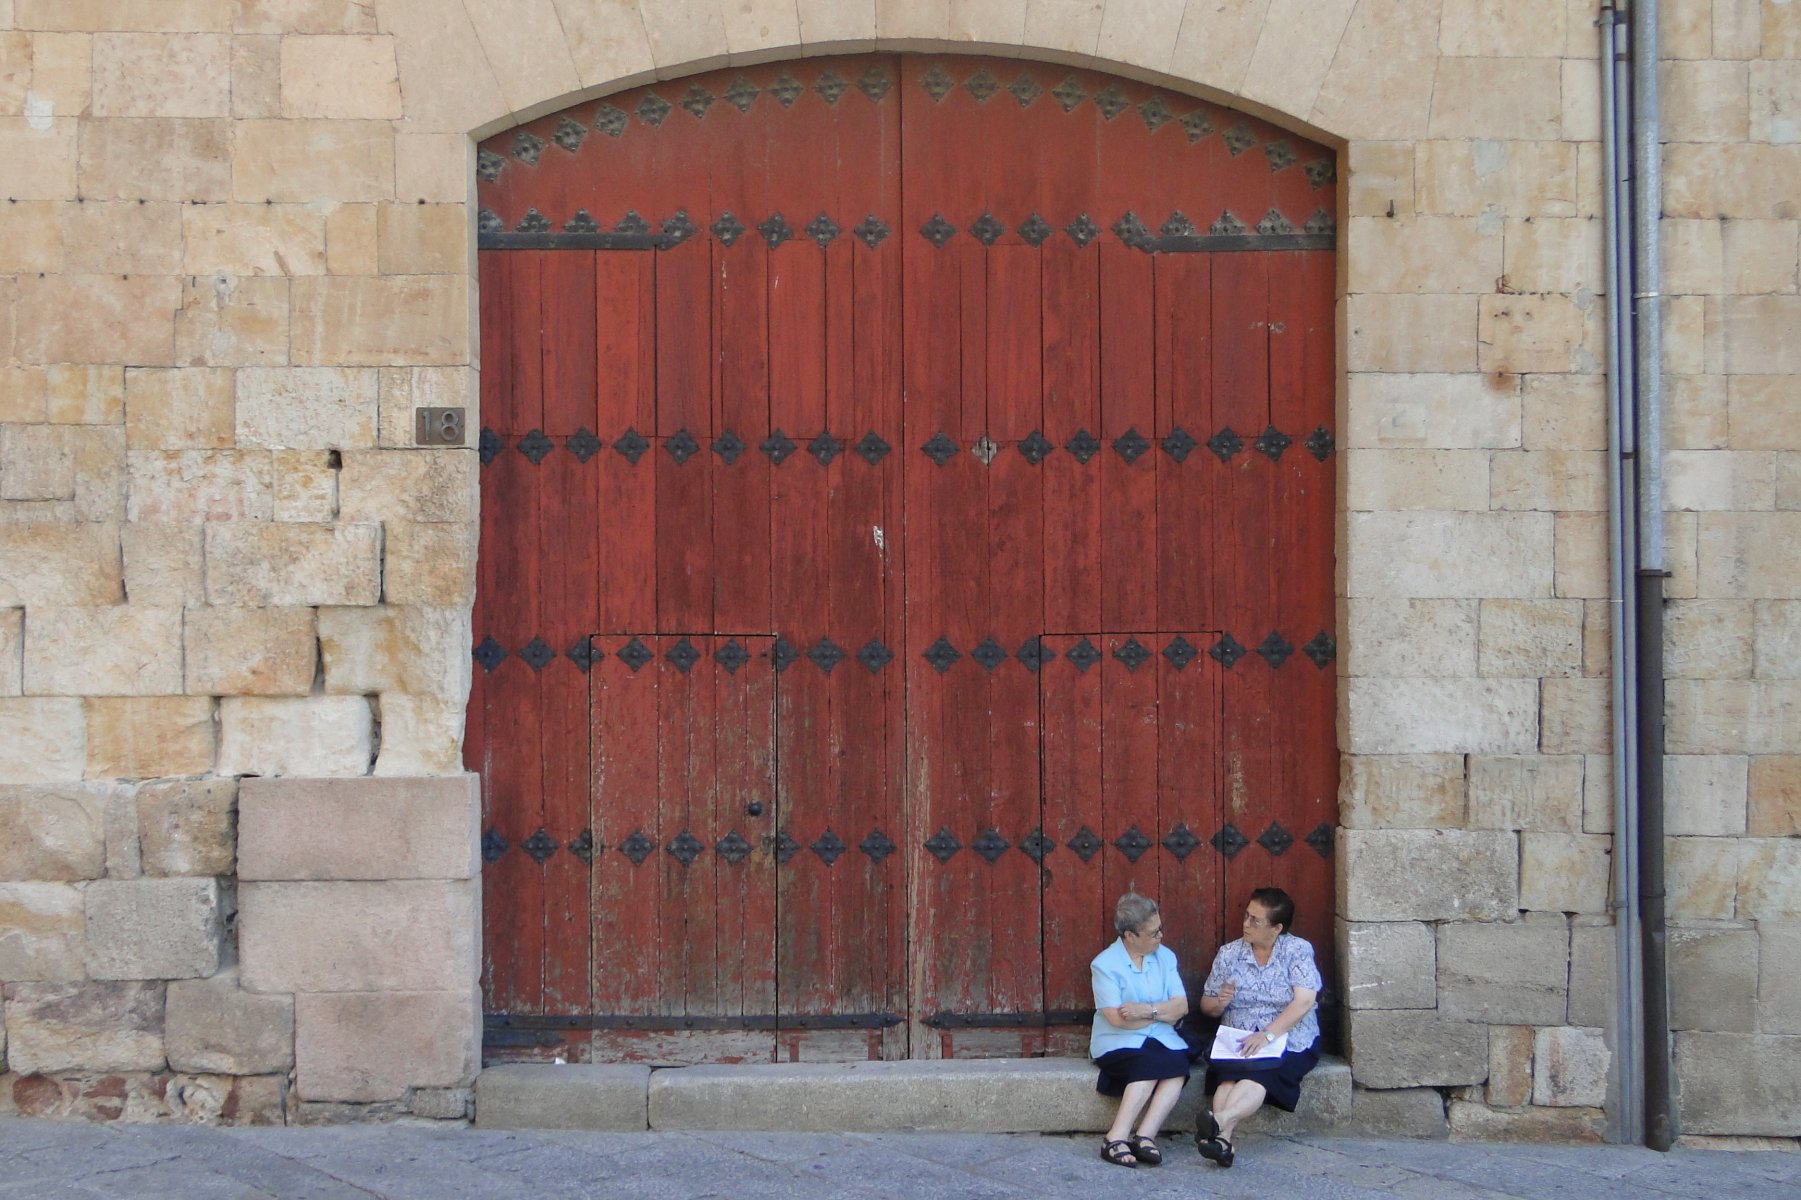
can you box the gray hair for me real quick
[1114,892,1159,937]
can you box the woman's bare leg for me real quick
[1214,1079,1267,1142]
[1132,1076,1186,1141]
[1106,1080,1156,1149]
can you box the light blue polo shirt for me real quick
[1089,939,1188,1060]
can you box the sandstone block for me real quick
[15,274,180,367]
[204,521,380,606]
[290,275,469,367]
[1342,372,1520,450]
[1490,450,1607,513]
[1347,1011,1489,1088]
[44,365,125,427]
[1504,217,1603,295]
[295,987,479,1103]
[475,1063,650,1131]
[1477,598,1582,678]
[410,1087,472,1120]
[240,879,477,992]
[1341,1085,1448,1139]
[1567,919,1617,1030]
[377,203,469,275]
[182,204,328,276]
[0,883,86,981]
[184,606,315,697]
[0,783,106,880]
[126,451,273,523]
[1344,449,1491,511]
[1345,141,1414,218]
[1723,223,1801,297]
[1479,296,1602,376]
[372,694,466,776]
[0,524,122,606]
[1487,1024,1534,1107]
[1674,1032,1801,1136]
[123,368,234,450]
[1749,756,1801,837]
[1754,602,1801,680]
[1448,1100,1605,1142]
[395,133,473,206]
[1467,754,1584,832]
[236,1,381,34]
[22,605,183,697]
[230,33,281,119]
[1338,919,1435,1009]
[1669,450,1779,512]
[1759,924,1801,1035]
[121,523,205,607]
[84,878,221,980]
[318,605,468,698]
[1339,829,1516,921]
[0,116,76,202]
[239,774,478,882]
[1741,838,1801,919]
[59,201,185,276]
[1661,59,1750,142]
[1345,294,1478,373]
[0,424,75,501]
[1669,924,1759,1033]
[0,608,18,696]
[280,35,401,119]
[1667,680,1801,755]
[325,203,378,274]
[1666,600,1755,679]
[84,697,216,779]
[136,777,236,877]
[216,695,374,778]
[1346,511,1554,598]
[269,450,336,521]
[174,274,290,367]
[1700,514,1801,599]
[381,521,477,606]
[165,968,293,1075]
[77,116,231,200]
[0,698,86,784]
[1343,678,1538,755]
[1519,832,1611,914]
[1665,144,1801,221]
[1346,216,1502,295]
[1667,836,1746,920]
[1540,677,1611,755]
[1666,755,1749,836]
[235,366,378,450]
[1439,917,1570,1025]
[1414,139,1577,219]
[2,981,165,1073]
[1554,511,1608,599]
[338,449,476,523]
[1438,0,1566,56]
[1339,753,1466,829]
[232,118,393,203]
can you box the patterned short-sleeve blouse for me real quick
[1202,933,1323,1052]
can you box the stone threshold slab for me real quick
[475,1056,1367,1136]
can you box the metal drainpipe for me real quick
[1599,3,1644,1147]
[1630,0,1674,1151]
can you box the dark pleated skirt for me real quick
[1093,1039,1192,1097]
[1205,1043,1320,1113]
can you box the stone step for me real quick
[472,1056,1440,1139]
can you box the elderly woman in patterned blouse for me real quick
[1193,886,1322,1168]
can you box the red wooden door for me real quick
[470,54,1338,1063]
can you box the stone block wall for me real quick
[0,0,1795,1138]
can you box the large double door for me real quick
[470,55,1337,1062]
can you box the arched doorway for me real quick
[470,54,1337,1063]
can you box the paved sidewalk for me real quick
[2,1119,1798,1199]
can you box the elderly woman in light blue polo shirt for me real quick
[1090,891,1190,1168]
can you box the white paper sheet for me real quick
[1209,1024,1288,1060]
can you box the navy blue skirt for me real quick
[1205,1043,1320,1112]
[1094,1039,1191,1097]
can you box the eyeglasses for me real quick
[1242,913,1271,927]
[1135,924,1165,939]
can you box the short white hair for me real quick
[1114,892,1158,936]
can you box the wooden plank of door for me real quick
[537,252,599,1016]
[711,635,777,1047]
[1099,633,1162,936]
[1265,248,1337,970]
[1208,251,1276,934]
[481,251,547,1016]
[656,635,722,1017]
[589,633,662,1041]
[1157,637,1224,995]
[1098,242,1159,634]
[595,255,658,634]
[1037,634,1105,1056]
[712,229,774,637]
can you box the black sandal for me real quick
[1195,1110,1220,1149]
[1197,1131,1234,1167]
[1100,1139,1138,1168]
[1129,1135,1162,1166]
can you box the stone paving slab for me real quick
[0,1120,1797,1199]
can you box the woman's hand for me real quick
[1236,1028,1272,1057]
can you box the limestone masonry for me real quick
[0,0,1797,1140]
